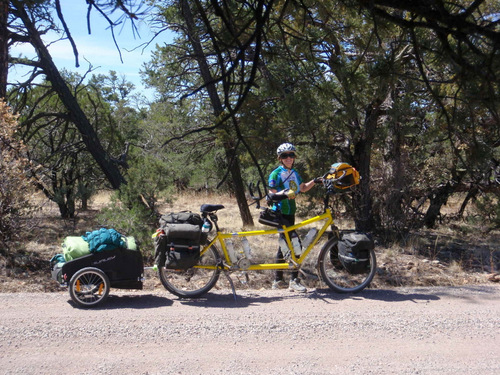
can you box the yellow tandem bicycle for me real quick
[157,169,377,298]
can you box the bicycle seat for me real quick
[200,204,225,213]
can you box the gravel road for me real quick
[1,285,499,375]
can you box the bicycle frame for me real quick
[199,208,335,271]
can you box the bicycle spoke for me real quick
[159,245,221,298]
[69,268,110,308]
[319,238,376,293]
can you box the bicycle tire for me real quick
[68,267,110,308]
[318,237,376,293]
[159,244,221,298]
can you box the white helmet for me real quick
[276,143,297,157]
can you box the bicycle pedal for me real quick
[236,271,250,284]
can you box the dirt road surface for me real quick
[0,285,499,375]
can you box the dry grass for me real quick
[0,191,498,293]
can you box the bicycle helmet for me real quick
[325,162,360,193]
[276,143,297,157]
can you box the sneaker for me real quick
[272,279,287,290]
[289,278,307,293]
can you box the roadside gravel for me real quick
[1,285,499,374]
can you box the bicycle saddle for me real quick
[200,204,225,213]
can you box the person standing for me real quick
[268,143,321,292]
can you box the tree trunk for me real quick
[0,0,8,98]
[223,140,254,225]
[56,197,76,219]
[387,120,406,231]
[423,180,458,228]
[352,100,382,232]
[458,185,478,219]
[181,0,253,226]
[423,166,465,228]
[13,3,125,189]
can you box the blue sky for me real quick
[9,1,172,102]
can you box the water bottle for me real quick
[291,236,302,257]
[279,237,291,259]
[226,240,238,264]
[241,237,253,260]
[302,228,318,249]
[202,219,211,233]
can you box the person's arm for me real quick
[300,179,317,193]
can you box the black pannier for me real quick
[258,208,283,227]
[156,211,204,270]
[159,211,203,227]
[337,232,373,274]
[164,223,201,269]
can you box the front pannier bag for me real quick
[258,208,283,227]
[337,232,373,274]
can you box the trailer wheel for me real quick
[69,267,110,308]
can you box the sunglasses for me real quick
[280,153,296,159]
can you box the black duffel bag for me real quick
[337,232,373,274]
[159,211,203,227]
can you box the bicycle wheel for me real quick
[68,267,110,308]
[318,237,376,293]
[159,244,221,298]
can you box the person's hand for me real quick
[313,177,323,184]
[285,189,296,199]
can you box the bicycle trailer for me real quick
[50,230,144,308]
[60,247,144,289]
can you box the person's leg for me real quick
[272,246,288,289]
[272,215,293,288]
[282,216,306,292]
[275,247,285,281]
[278,214,295,270]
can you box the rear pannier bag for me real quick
[337,232,373,274]
[156,212,204,269]
[164,223,201,269]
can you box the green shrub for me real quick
[0,101,37,254]
[96,154,175,261]
[97,194,157,261]
[475,194,500,228]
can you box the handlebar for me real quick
[267,192,291,202]
[248,181,291,210]
[248,170,349,210]
[323,169,347,182]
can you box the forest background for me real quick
[1,0,499,290]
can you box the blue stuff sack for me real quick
[82,228,126,253]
